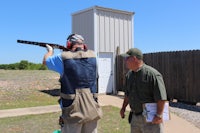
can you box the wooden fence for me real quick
[116,50,200,103]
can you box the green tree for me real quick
[0,60,47,70]
[39,65,47,70]
[18,60,29,70]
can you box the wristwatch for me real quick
[155,114,163,118]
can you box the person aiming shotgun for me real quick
[43,34,102,133]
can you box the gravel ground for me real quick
[169,102,200,129]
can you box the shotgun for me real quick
[17,39,69,51]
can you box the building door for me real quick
[98,52,113,94]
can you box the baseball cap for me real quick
[67,34,84,44]
[123,48,143,60]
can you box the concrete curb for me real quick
[0,105,60,118]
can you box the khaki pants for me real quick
[131,114,163,133]
[61,119,97,133]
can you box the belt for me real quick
[133,112,143,116]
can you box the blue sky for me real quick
[1,0,200,64]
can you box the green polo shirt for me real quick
[125,64,167,113]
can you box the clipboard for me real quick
[143,102,170,122]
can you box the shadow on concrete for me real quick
[169,101,200,113]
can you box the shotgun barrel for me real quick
[17,39,68,51]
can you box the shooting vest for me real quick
[60,50,102,124]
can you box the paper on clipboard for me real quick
[143,102,170,122]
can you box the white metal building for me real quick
[72,6,134,94]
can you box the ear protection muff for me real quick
[83,44,88,50]
[67,34,75,49]
[66,33,87,50]
[67,40,72,49]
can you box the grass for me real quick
[0,112,60,133]
[0,106,130,133]
[98,106,130,133]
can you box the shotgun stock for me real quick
[17,39,68,51]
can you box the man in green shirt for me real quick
[120,48,167,133]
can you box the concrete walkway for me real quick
[0,94,200,133]
[99,94,200,133]
[0,105,60,118]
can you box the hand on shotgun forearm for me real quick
[46,44,53,52]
